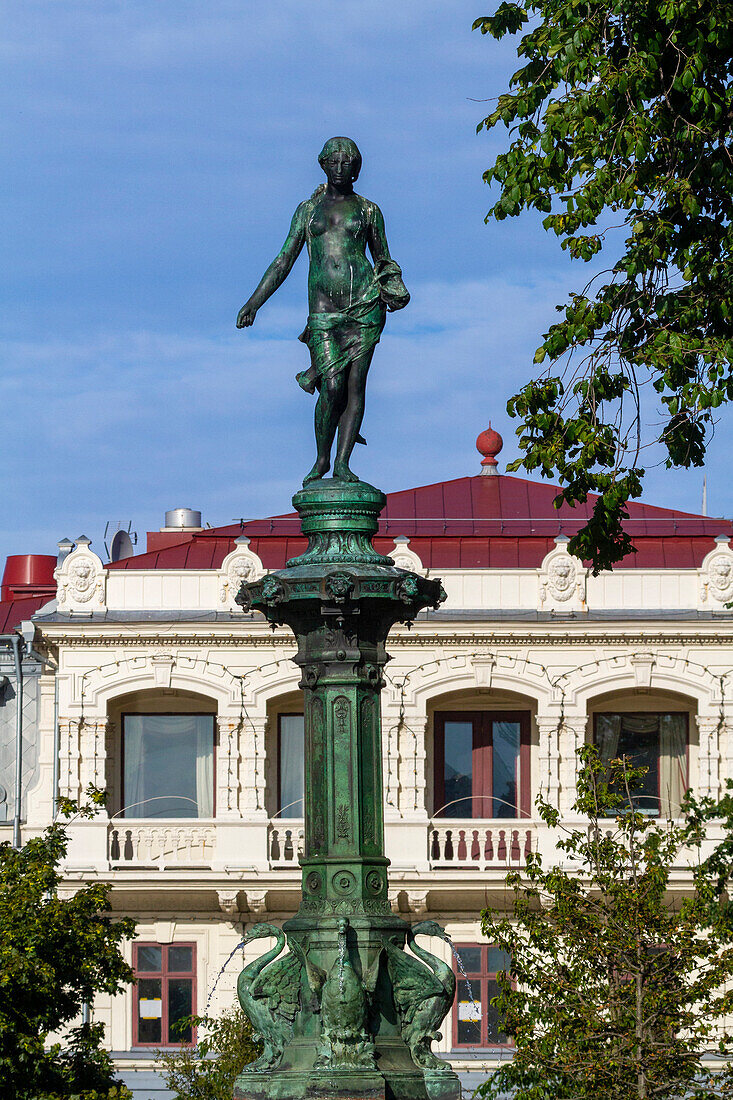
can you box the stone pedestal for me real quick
[233,480,459,1100]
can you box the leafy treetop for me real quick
[0,790,135,1100]
[475,0,733,572]
[479,746,733,1100]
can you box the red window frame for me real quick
[121,713,216,819]
[132,942,197,1048]
[277,712,305,817]
[434,711,531,819]
[452,943,512,1049]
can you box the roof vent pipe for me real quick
[163,508,202,530]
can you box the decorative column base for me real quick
[234,479,459,1100]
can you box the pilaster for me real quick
[241,716,268,821]
[697,715,722,799]
[79,719,109,794]
[535,715,561,811]
[557,716,587,816]
[58,718,81,803]
[397,712,428,818]
[217,716,245,819]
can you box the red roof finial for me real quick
[476,422,503,475]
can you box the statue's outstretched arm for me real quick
[237,203,307,328]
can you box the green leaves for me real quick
[476,0,733,571]
[157,1009,261,1100]
[0,799,135,1100]
[478,747,733,1100]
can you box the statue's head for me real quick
[318,136,362,186]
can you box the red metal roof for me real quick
[107,473,733,573]
[0,594,54,634]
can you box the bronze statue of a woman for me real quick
[236,137,409,485]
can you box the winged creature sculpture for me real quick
[236,922,302,1072]
[384,920,457,1071]
[290,917,380,1070]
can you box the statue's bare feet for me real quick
[303,457,330,485]
[333,461,359,484]
[296,368,317,395]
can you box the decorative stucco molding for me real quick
[55,537,106,613]
[218,889,241,916]
[699,536,733,607]
[539,536,587,611]
[405,889,429,915]
[219,537,265,609]
[390,536,426,576]
[244,889,268,915]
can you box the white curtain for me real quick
[279,716,304,818]
[659,714,687,819]
[596,714,622,762]
[123,714,214,818]
[195,717,214,818]
[123,717,145,815]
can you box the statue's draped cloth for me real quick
[298,258,409,384]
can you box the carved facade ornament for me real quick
[631,652,655,691]
[218,889,241,916]
[151,654,175,688]
[55,537,106,613]
[700,536,733,607]
[219,536,265,609]
[539,536,586,611]
[244,889,268,915]
[391,536,426,576]
[405,889,429,915]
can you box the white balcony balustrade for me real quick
[268,821,305,867]
[108,821,217,868]
[428,819,536,869]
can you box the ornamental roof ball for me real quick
[476,422,503,473]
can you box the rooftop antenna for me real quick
[104,521,137,562]
[702,473,707,517]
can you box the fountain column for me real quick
[233,479,461,1100]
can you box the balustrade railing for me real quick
[268,821,305,867]
[108,821,216,867]
[428,819,535,868]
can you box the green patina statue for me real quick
[233,141,459,1100]
[236,136,409,486]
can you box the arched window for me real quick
[122,714,215,818]
[594,711,688,817]
[109,690,217,819]
[434,711,531,819]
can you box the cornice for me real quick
[42,630,733,649]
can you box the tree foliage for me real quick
[474,0,733,572]
[157,1007,261,1100]
[0,794,135,1100]
[478,746,733,1100]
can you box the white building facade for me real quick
[4,446,733,1096]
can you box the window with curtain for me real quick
[434,711,531,819]
[595,712,688,817]
[133,942,196,1047]
[278,714,304,818]
[452,943,512,1048]
[122,714,215,818]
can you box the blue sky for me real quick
[1,1,727,565]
